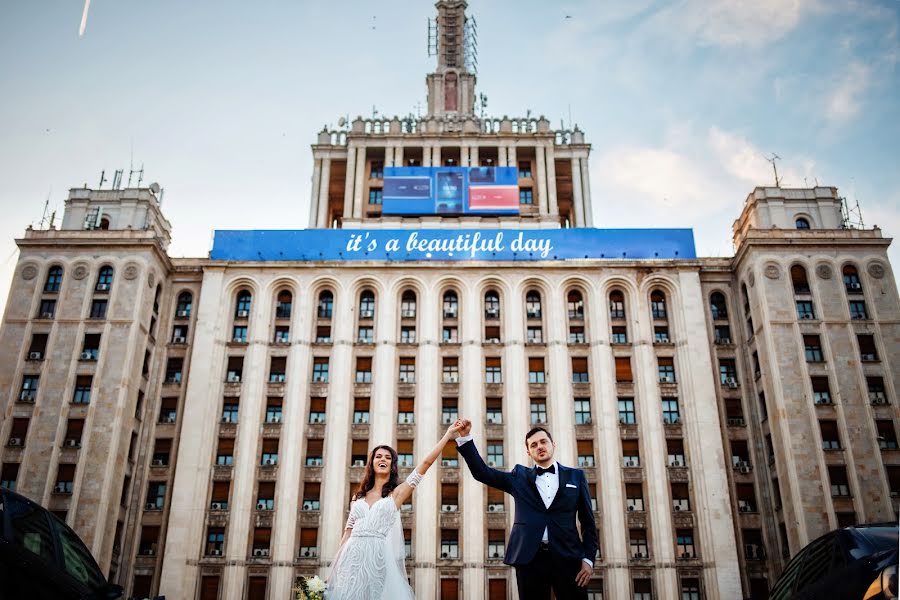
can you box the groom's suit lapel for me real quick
[548,464,571,510]
[525,466,546,507]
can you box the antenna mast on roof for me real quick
[427,18,438,57]
[464,15,478,73]
[841,180,865,230]
[765,153,782,187]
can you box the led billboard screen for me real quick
[382,166,519,215]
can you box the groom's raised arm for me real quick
[456,433,515,494]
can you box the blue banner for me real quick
[210,228,696,261]
[383,166,519,215]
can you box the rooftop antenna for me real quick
[427,17,438,57]
[112,169,123,190]
[841,178,865,229]
[38,188,53,230]
[98,170,107,189]
[78,0,91,37]
[372,105,379,119]
[765,153,782,187]
[464,15,478,73]
[477,93,488,119]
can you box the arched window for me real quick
[525,291,542,319]
[44,266,63,292]
[359,290,375,319]
[484,291,500,318]
[98,216,111,230]
[790,265,810,295]
[795,218,810,229]
[276,291,293,319]
[710,293,728,320]
[609,290,627,343]
[400,291,417,318]
[153,284,162,314]
[742,284,754,338]
[442,291,458,319]
[175,292,193,318]
[842,265,862,293]
[650,290,667,319]
[317,291,334,319]
[567,291,584,320]
[235,290,252,317]
[609,291,626,319]
[96,266,114,291]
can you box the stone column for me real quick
[545,143,558,217]
[498,146,508,168]
[221,275,273,600]
[414,283,440,597]
[352,146,367,219]
[580,157,594,227]
[158,270,228,600]
[316,158,332,229]
[319,287,355,564]
[469,146,479,167]
[423,145,433,168]
[507,145,517,172]
[505,280,530,469]
[394,146,405,169]
[371,285,398,445]
[270,281,315,597]
[460,283,486,599]
[546,284,576,464]
[588,279,630,598]
[631,288,678,600]
[432,145,442,168]
[343,146,357,220]
[309,158,322,229]
[535,146,548,216]
[571,158,585,228]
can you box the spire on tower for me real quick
[425,0,478,119]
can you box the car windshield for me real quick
[856,527,899,555]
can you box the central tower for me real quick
[426,0,478,118]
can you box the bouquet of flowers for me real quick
[294,575,326,600]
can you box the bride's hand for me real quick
[446,420,465,439]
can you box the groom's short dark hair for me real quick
[525,426,553,445]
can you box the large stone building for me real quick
[1,2,898,599]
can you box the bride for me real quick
[325,421,463,599]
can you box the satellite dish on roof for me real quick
[149,182,160,194]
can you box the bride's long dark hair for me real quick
[353,445,401,501]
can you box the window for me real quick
[714,325,731,343]
[569,326,585,344]
[484,291,500,318]
[577,440,595,467]
[85,298,107,320]
[81,333,100,361]
[662,398,680,424]
[868,377,888,404]
[625,484,644,511]
[672,482,690,511]
[312,358,329,383]
[710,292,728,320]
[629,530,649,559]
[486,398,503,424]
[819,420,841,450]
[400,326,416,343]
[175,292,192,317]
[232,325,248,343]
[858,334,878,361]
[37,298,56,319]
[718,359,737,386]
[530,398,548,424]
[305,439,324,466]
[159,397,177,423]
[269,357,286,383]
[443,291,458,319]
[829,466,850,497]
[299,528,318,558]
[235,290,252,317]
[315,326,332,343]
[658,358,676,383]
[1,463,19,490]
[485,357,502,384]
[488,529,505,559]
[95,266,114,291]
[399,291,417,319]
[260,439,279,466]
[843,265,862,293]
[441,442,459,468]
[19,375,39,402]
[265,398,282,423]
[571,357,589,383]
[622,440,640,467]
[273,326,289,344]
[442,326,458,343]
[615,357,633,382]
[309,397,326,424]
[301,482,320,511]
[145,482,166,510]
[355,357,373,383]
[611,326,627,344]
[791,265,811,294]
[484,325,500,343]
[221,401,239,423]
[795,217,810,229]
[275,291,292,319]
[368,189,383,205]
[353,397,370,424]
[441,484,458,512]
[206,527,225,556]
[654,326,670,343]
[609,291,625,319]
[519,188,533,204]
[7,418,28,448]
[650,291,667,319]
[440,529,459,559]
[487,442,504,467]
[525,291,542,319]
[574,397,591,424]
[399,358,416,383]
[527,326,543,343]
[849,301,868,320]
[567,291,584,319]
[358,291,375,320]
[394,397,415,424]
[812,377,831,405]
[441,398,458,425]
[54,464,76,494]
[618,398,636,425]
[317,291,334,319]
[528,357,545,383]
[72,376,92,405]
[44,266,63,292]
[796,300,815,320]
[804,335,824,362]
[518,161,532,178]
[676,530,695,558]
[440,357,459,384]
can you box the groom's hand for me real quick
[575,561,592,587]
[459,419,472,436]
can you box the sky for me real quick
[1,0,899,317]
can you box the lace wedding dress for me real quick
[326,473,420,600]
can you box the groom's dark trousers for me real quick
[457,439,597,600]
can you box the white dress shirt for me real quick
[456,435,592,568]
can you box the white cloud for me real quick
[825,61,871,124]
[707,126,816,187]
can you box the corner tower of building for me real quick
[425,0,477,118]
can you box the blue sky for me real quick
[1,0,898,316]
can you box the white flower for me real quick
[307,576,326,593]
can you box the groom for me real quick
[454,420,597,599]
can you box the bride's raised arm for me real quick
[392,421,462,510]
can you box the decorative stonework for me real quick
[124,263,140,280]
[815,263,833,280]
[748,271,756,288]
[764,264,781,280]
[148,272,156,288]
[21,264,38,280]
[868,261,886,279]
[73,263,89,280]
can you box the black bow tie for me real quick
[536,464,556,476]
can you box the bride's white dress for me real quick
[326,495,414,600]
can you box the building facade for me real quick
[1,2,898,599]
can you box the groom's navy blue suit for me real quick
[457,439,597,599]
